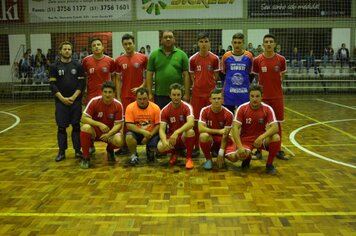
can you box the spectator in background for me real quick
[247,43,257,57]
[337,43,350,68]
[275,44,283,56]
[215,44,225,58]
[19,52,32,84]
[33,61,47,84]
[34,48,46,67]
[46,48,57,67]
[290,47,302,72]
[139,46,146,54]
[305,49,318,74]
[323,45,334,67]
[227,45,233,52]
[145,44,151,57]
[256,45,264,56]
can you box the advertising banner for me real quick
[29,0,131,23]
[0,0,24,23]
[248,0,351,18]
[137,0,242,20]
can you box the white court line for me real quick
[317,99,356,111]
[289,119,356,169]
[0,111,21,134]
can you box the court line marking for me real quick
[3,104,30,112]
[317,99,356,111]
[0,211,355,218]
[0,111,21,134]
[285,106,356,140]
[289,119,356,169]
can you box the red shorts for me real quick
[211,135,237,156]
[93,126,118,142]
[240,137,268,152]
[262,98,284,122]
[191,95,211,120]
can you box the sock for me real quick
[185,136,195,159]
[80,131,92,159]
[267,141,279,165]
[199,140,212,160]
[194,126,200,150]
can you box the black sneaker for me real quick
[115,146,129,155]
[146,148,155,162]
[241,159,251,170]
[276,151,289,160]
[75,151,83,159]
[80,159,90,169]
[55,153,65,162]
[252,150,262,160]
[266,164,277,175]
[107,147,115,162]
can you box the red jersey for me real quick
[115,52,148,98]
[199,105,234,132]
[160,101,194,136]
[84,96,124,128]
[189,51,220,97]
[82,55,116,103]
[252,53,286,99]
[234,102,277,144]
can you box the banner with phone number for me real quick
[29,0,131,23]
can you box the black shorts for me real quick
[55,100,82,127]
[126,131,159,149]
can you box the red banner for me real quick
[0,0,24,23]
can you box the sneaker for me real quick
[192,148,200,158]
[55,153,65,162]
[80,159,90,169]
[185,158,194,169]
[89,146,96,155]
[241,159,251,170]
[203,159,213,170]
[211,150,218,157]
[115,146,129,155]
[276,151,289,160]
[169,154,177,166]
[146,148,155,162]
[75,151,83,159]
[129,153,139,165]
[252,150,262,160]
[266,164,277,175]
[107,147,115,162]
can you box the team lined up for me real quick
[48,30,287,174]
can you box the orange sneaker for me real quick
[185,158,194,169]
[169,154,177,166]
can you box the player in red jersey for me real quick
[79,81,124,169]
[115,33,148,111]
[82,38,116,105]
[157,83,196,169]
[198,88,236,170]
[230,84,280,175]
[252,34,288,160]
[189,32,220,158]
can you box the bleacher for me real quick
[12,82,51,99]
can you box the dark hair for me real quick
[136,87,149,96]
[122,33,135,43]
[210,88,222,96]
[169,83,184,95]
[101,80,116,91]
[232,33,244,41]
[197,32,209,41]
[59,41,72,50]
[263,34,276,42]
[90,38,103,46]
[249,84,263,94]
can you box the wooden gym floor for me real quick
[0,95,355,236]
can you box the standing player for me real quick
[80,81,124,169]
[231,84,280,175]
[189,32,220,158]
[252,34,288,160]
[82,38,116,105]
[221,33,253,113]
[49,41,85,162]
[114,34,148,155]
[146,30,190,109]
[198,88,236,170]
[157,83,196,169]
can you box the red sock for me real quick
[267,141,279,165]
[80,131,92,159]
[185,136,195,158]
[199,140,212,160]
